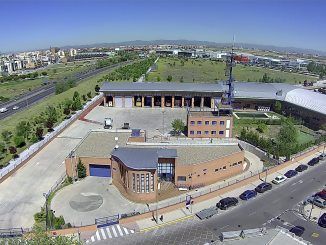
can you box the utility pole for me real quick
[43,192,49,231]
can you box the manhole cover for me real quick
[69,193,103,212]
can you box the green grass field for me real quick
[147,57,316,84]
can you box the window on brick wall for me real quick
[197,131,201,135]
[212,121,217,125]
[197,121,202,125]
[132,173,135,192]
[190,121,195,125]
[151,173,154,191]
[190,130,194,135]
[220,121,225,125]
[219,130,224,135]
[141,174,145,193]
[136,174,140,193]
[204,131,209,135]
[177,176,186,181]
[211,131,216,135]
[205,121,209,125]
[146,173,149,193]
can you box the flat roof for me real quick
[188,111,232,117]
[74,131,130,157]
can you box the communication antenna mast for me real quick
[224,35,235,107]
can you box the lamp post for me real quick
[155,174,159,224]
[43,192,49,231]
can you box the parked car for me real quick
[0,107,8,113]
[272,175,287,185]
[318,213,326,228]
[12,106,19,110]
[313,197,326,208]
[239,190,257,200]
[284,170,298,178]
[319,153,326,160]
[308,157,319,166]
[295,164,308,172]
[315,189,326,200]
[255,182,272,193]
[216,197,238,210]
[289,226,305,237]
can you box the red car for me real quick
[315,189,326,200]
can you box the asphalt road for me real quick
[100,159,326,245]
[0,61,132,120]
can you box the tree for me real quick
[35,127,44,140]
[82,94,87,101]
[14,135,25,147]
[171,119,185,135]
[167,75,173,82]
[77,159,86,179]
[256,123,267,133]
[95,84,100,92]
[87,91,92,98]
[274,101,282,114]
[156,76,161,82]
[180,76,184,83]
[1,130,13,143]
[41,71,47,76]
[276,119,298,160]
[16,121,32,139]
[45,106,58,126]
[72,92,82,111]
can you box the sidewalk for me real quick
[123,150,322,232]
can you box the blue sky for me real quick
[1,0,325,52]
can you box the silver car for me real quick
[313,197,326,208]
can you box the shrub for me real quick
[9,146,17,154]
[77,159,86,179]
[13,135,25,148]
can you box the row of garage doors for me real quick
[115,96,133,108]
[89,164,111,177]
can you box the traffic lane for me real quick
[204,161,326,233]
[0,86,55,120]
[270,211,326,245]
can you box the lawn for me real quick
[147,57,316,84]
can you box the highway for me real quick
[100,159,326,245]
[0,61,132,120]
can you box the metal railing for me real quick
[0,94,103,181]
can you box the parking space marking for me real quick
[95,230,101,240]
[116,224,124,236]
[100,228,106,239]
[111,225,118,237]
[106,227,112,238]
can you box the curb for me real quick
[139,215,194,233]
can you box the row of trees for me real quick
[55,79,76,94]
[0,71,48,83]
[258,73,287,83]
[99,57,155,82]
[0,91,91,168]
[96,51,139,69]
[307,61,326,79]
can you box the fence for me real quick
[0,94,103,181]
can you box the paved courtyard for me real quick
[52,177,147,226]
[85,106,188,138]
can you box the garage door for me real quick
[124,96,133,108]
[89,164,111,177]
[115,97,123,108]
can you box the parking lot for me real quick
[85,106,188,138]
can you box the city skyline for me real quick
[1,0,326,53]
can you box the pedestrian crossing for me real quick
[86,224,135,243]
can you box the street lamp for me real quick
[43,192,49,231]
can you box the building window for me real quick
[211,131,216,135]
[190,121,195,125]
[197,121,202,125]
[141,174,145,193]
[215,168,219,172]
[190,131,194,135]
[205,121,209,125]
[132,173,135,192]
[146,173,149,193]
[151,173,154,191]
[197,131,201,135]
[220,121,225,125]
[219,130,224,135]
[212,121,217,125]
[204,131,209,135]
[238,161,243,165]
[136,174,140,193]
[157,163,174,181]
[223,166,226,170]
[177,176,186,181]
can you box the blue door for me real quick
[89,164,111,177]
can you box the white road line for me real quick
[130,229,135,234]
[123,227,129,235]
[91,236,95,242]
[106,227,112,238]
[100,228,107,239]
[220,225,230,229]
[96,230,101,241]
[111,226,118,237]
[249,211,256,216]
[116,225,124,236]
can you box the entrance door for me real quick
[89,164,111,177]
[115,97,123,108]
[124,96,133,108]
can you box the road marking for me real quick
[290,189,296,193]
[220,225,230,229]
[116,225,124,236]
[130,229,134,234]
[91,236,95,242]
[111,226,118,237]
[95,230,101,240]
[100,228,106,239]
[123,227,129,235]
[249,211,256,216]
[106,227,112,238]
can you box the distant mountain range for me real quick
[60,39,326,56]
